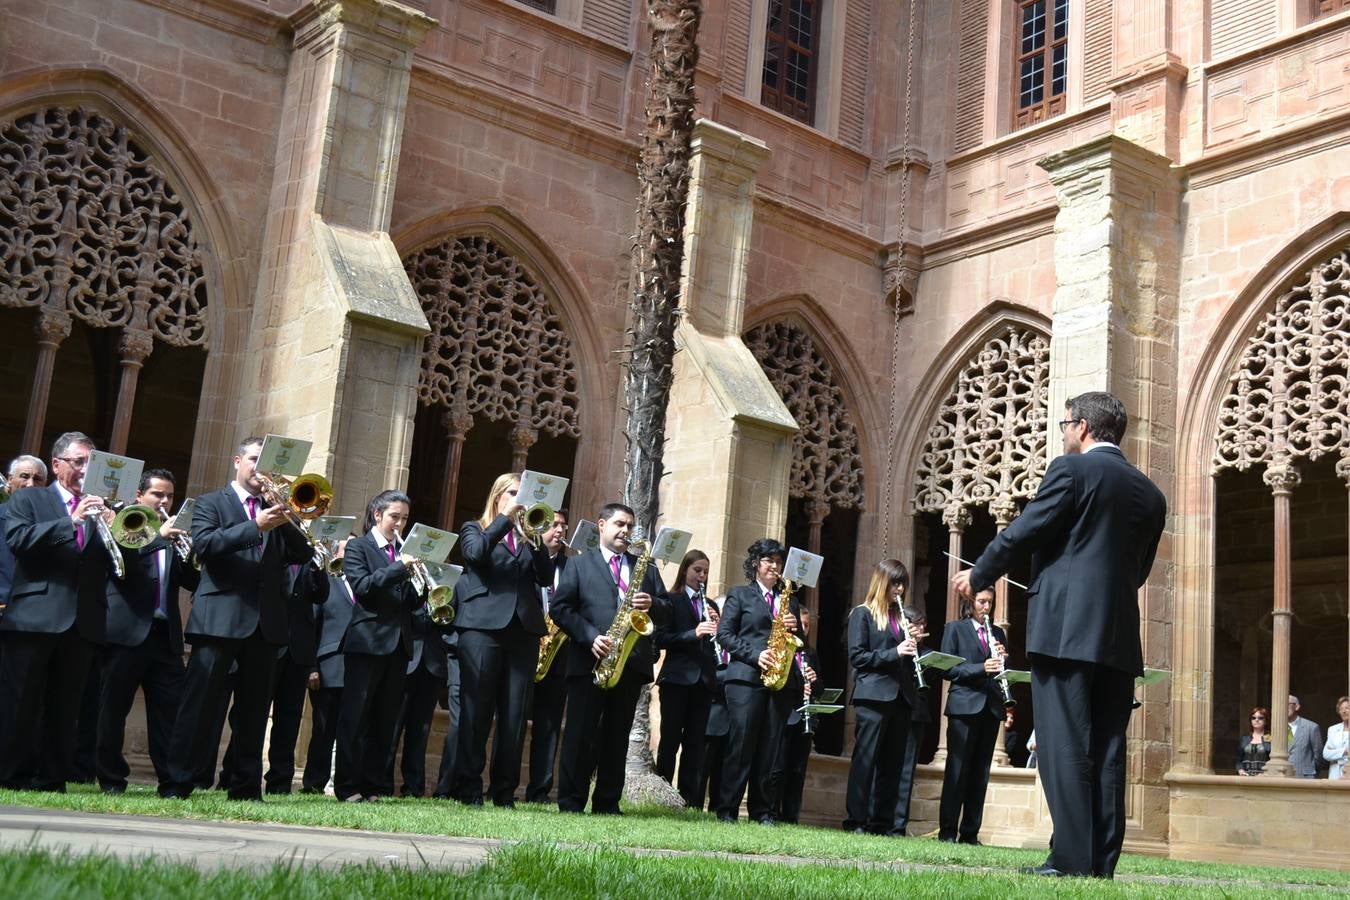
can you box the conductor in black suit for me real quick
[549,502,668,814]
[452,473,554,807]
[161,436,312,800]
[937,588,1008,844]
[714,538,803,824]
[843,559,919,833]
[525,509,569,803]
[96,469,198,793]
[0,432,109,791]
[954,391,1166,879]
[654,549,717,808]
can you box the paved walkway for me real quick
[0,805,500,871]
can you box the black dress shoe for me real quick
[100,784,126,795]
[264,787,292,796]
[938,836,958,844]
[1020,863,1069,877]
[592,806,623,816]
[958,837,983,846]
[716,814,736,823]
[756,816,775,826]
[300,786,324,795]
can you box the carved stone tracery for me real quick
[1214,248,1350,474]
[912,326,1050,516]
[404,234,581,440]
[0,106,209,347]
[745,319,865,511]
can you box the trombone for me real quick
[255,469,334,559]
[513,502,555,548]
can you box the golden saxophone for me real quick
[535,614,568,682]
[592,535,654,690]
[761,579,803,691]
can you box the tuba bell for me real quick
[111,503,160,550]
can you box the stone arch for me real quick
[1173,211,1350,775]
[0,67,246,489]
[394,206,601,526]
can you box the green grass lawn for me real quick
[1,785,1346,894]
[1,842,1340,900]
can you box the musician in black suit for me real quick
[336,490,422,802]
[451,473,554,806]
[954,391,1166,878]
[895,605,933,836]
[387,601,449,797]
[160,436,312,800]
[525,509,569,803]
[550,502,668,814]
[775,608,820,825]
[714,538,803,824]
[0,432,109,791]
[0,455,48,608]
[301,541,356,793]
[96,469,198,793]
[262,560,326,794]
[654,549,717,808]
[936,588,1007,844]
[697,596,730,812]
[843,559,919,833]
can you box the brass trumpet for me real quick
[408,559,456,626]
[158,501,200,570]
[111,503,160,550]
[513,502,555,548]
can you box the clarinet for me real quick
[985,614,1017,709]
[798,651,816,734]
[898,605,927,691]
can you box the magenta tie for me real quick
[68,495,85,550]
[978,625,989,654]
[610,553,628,594]
[764,590,774,616]
[386,543,396,563]
[506,530,517,554]
[245,496,258,520]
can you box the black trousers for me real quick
[164,629,277,799]
[73,663,100,782]
[302,685,341,792]
[0,628,95,791]
[845,697,911,832]
[938,710,1001,841]
[717,681,793,822]
[699,731,727,813]
[775,718,813,824]
[432,652,461,798]
[335,651,406,800]
[556,674,642,813]
[1031,655,1135,878]
[894,719,928,835]
[526,658,567,802]
[454,622,534,805]
[388,664,441,797]
[264,650,311,793]
[656,681,712,808]
[96,620,185,790]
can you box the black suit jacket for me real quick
[187,486,312,644]
[847,604,916,706]
[341,532,420,658]
[716,583,803,691]
[407,605,449,680]
[549,547,668,684]
[970,446,1166,675]
[2,484,108,640]
[0,502,15,606]
[940,616,1007,717]
[454,515,553,635]
[316,573,356,687]
[655,587,717,690]
[105,538,198,655]
[285,563,327,667]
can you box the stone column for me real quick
[1340,455,1350,700]
[509,424,538,475]
[23,307,71,455]
[990,495,1016,767]
[804,497,830,637]
[1039,134,1181,834]
[932,501,971,767]
[660,119,795,596]
[438,404,471,530]
[1261,460,1299,778]
[109,327,154,455]
[239,0,435,514]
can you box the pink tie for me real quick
[978,625,989,654]
[610,553,628,594]
[245,496,258,520]
[69,495,85,550]
[506,530,517,554]
[386,543,396,563]
[765,591,774,616]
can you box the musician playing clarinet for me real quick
[936,588,1008,845]
[654,549,717,808]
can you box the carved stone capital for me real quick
[120,327,155,365]
[1263,462,1301,497]
[441,405,472,439]
[509,423,539,453]
[1336,454,1350,488]
[805,498,831,526]
[990,495,1018,528]
[942,502,971,534]
[882,243,920,315]
[35,307,72,346]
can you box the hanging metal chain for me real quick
[881,0,920,556]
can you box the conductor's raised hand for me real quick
[951,568,975,599]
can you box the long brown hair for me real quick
[673,549,709,592]
[862,558,909,629]
[478,473,519,528]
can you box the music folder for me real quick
[401,523,457,563]
[917,650,963,672]
[797,688,844,718]
[1136,667,1170,687]
[256,434,312,477]
[83,451,144,506]
[1000,669,1032,685]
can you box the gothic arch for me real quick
[0,67,246,489]
[1172,211,1350,775]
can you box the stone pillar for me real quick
[932,501,971,767]
[660,119,795,596]
[438,404,471,531]
[23,307,71,455]
[109,327,154,455]
[240,0,435,515]
[990,495,1016,768]
[509,424,538,475]
[1340,455,1350,700]
[804,497,830,637]
[1261,461,1299,778]
[1039,134,1181,834]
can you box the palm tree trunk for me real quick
[621,0,702,808]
